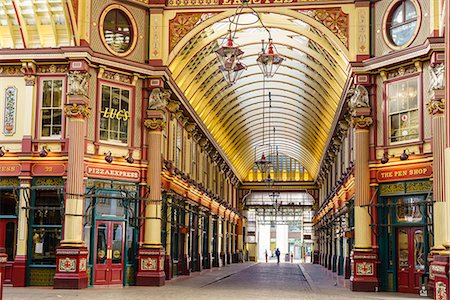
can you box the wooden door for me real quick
[94,221,124,285]
[0,219,16,284]
[397,227,425,293]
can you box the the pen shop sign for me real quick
[377,164,432,183]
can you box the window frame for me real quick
[38,76,66,140]
[385,74,422,146]
[97,82,133,146]
[383,0,421,50]
[99,4,138,57]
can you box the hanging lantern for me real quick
[257,39,284,78]
[215,30,245,72]
[219,61,247,84]
[264,173,274,188]
[255,153,272,174]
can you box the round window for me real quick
[387,0,418,47]
[100,5,137,56]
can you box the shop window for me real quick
[386,0,418,47]
[396,196,423,222]
[0,190,17,215]
[100,5,137,57]
[387,77,419,143]
[414,229,425,270]
[100,85,130,144]
[31,189,62,265]
[40,79,63,138]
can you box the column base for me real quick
[232,253,238,263]
[327,253,332,270]
[182,255,190,276]
[212,252,219,267]
[350,250,379,292]
[193,253,202,272]
[53,246,89,289]
[430,253,450,300]
[164,255,172,280]
[337,255,343,276]
[427,253,435,299]
[135,248,165,287]
[344,256,351,279]
[313,251,319,264]
[12,255,27,287]
[203,253,212,269]
[220,252,226,266]
[332,254,337,272]
[227,252,231,265]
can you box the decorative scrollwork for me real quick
[64,103,91,118]
[351,115,373,129]
[148,88,172,110]
[348,85,370,111]
[68,71,89,96]
[144,118,166,130]
[429,63,445,91]
[427,99,445,115]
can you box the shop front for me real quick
[84,165,140,286]
[377,164,433,293]
[0,177,19,285]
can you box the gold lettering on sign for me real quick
[101,108,130,121]
[0,166,16,172]
[45,167,53,172]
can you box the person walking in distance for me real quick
[275,248,281,264]
[265,250,268,263]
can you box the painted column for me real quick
[21,61,36,152]
[227,219,232,264]
[237,218,243,263]
[136,108,166,286]
[54,62,90,289]
[183,209,190,275]
[165,196,172,280]
[218,217,223,267]
[196,212,202,271]
[205,214,213,269]
[13,179,30,286]
[349,86,378,291]
[222,218,227,265]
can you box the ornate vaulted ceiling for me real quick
[168,9,351,180]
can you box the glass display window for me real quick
[99,85,130,144]
[387,76,419,144]
[40,78,64,138]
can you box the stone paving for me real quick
[3,262,421,300]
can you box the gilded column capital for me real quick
[427,98,445,115]
[144,117,166,131]
[64,103,91,118]
[351,115,373,129]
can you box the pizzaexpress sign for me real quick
[86,164,140,182]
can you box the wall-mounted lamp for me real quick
[400,149,410,161]
[381,152,394,164]
[39,146,50,157]
[123,150,134,164]
[104,151,113,163]
[0,146,8,157]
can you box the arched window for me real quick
[387,0,418,46]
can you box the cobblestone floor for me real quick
[3,262,421,300]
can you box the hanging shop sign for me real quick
[85,164,140,182]
[32,164,66,176]
[377,164,432,183]
[0,164,21,176]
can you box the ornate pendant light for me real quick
[255,153,272,174]
[215,30,244,74]
[219,61,247,84]
[257,39,284,78]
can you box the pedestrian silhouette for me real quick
[275,248,281,264]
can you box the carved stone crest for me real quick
[149,88,171,110]
[348,85,369,111]
[429,63,445,91]
[68,71,89,96]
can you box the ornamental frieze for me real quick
[3,86,17,135]
[0,66,23,75]
[38,64,68,74]
[102,70,132,84]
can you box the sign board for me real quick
[377,165,432,183]
[85,164,140,182]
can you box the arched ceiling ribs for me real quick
[168,9,351,180]
[221,122,325,159]
[202,84,335,128]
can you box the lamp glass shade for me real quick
[219,61,247,84]
[215,36,244,72]
[256,42,284,78]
